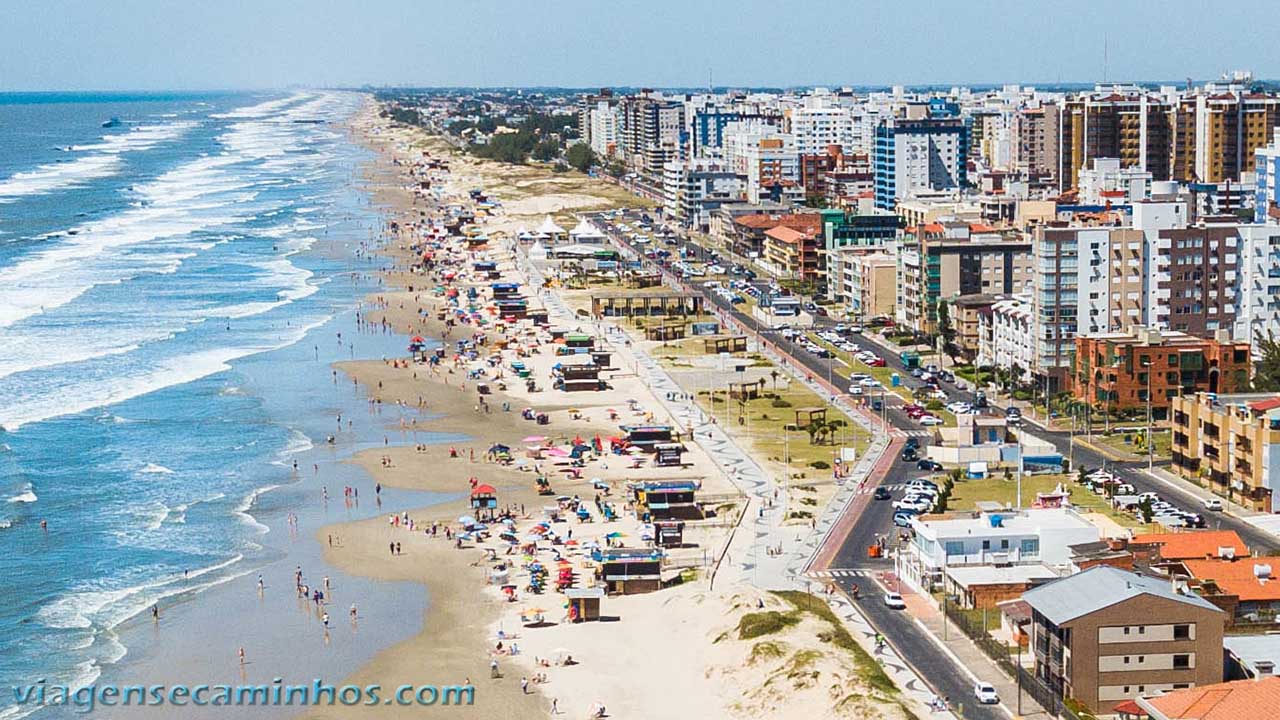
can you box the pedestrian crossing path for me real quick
[805,568,873,579]
[896,429,935,438]
[853,482,906,495]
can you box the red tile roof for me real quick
[1141,676,1280,720]
[1248,397,1280,412]
[1128,530,1248,561]
[733,213,823,234]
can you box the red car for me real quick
[903,403,924,414]
[867,357,887,367]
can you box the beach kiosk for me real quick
[565,586,605,622]
[631,480,702,521]
[653,520,685,548]
[653,442,685,467]
[596,548,663,595]
[620,425,674,451]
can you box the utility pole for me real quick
[1146,358,1155,471]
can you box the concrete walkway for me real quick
[516,242,956,718]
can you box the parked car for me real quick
[883,592,907,609]
[974,682,999,705]
[893,512,916,528]
[917,459,943,471]
[920,415,944,426]
[1203,497,1224,511]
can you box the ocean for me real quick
[0,91,439,718]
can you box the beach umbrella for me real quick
[458,515,477,525]
[605,532,625,539]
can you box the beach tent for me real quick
[528,241,548,260]
[537,215,566,241]
[569,218,605,243]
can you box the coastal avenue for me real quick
[590,207,1280,719]
[590,211,1008,719]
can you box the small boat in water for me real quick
[101,117,122,128]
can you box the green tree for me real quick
[531,139,560,162]
[935,300,958,366]
[1253,329,1280,392]
[565,143,596,173]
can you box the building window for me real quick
[982,540,991,550]
[1174,624,1190,640]
[1174,654,1191,669]
[1124,656,1130,664]
[944,541,964,556]
[1021,539,1039,554]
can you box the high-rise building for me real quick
[588,101,620,158]
[722,122,801,205]
[1011,104,1060,178]
[1255,128,1280,222]
[873,116,970,210]
[1058,88,1173,190]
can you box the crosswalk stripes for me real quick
[805,568,870,578]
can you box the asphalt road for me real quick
[587,207,1280,717]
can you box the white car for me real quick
[883,592,906,609]
[1203,497,1225,511]
[974,682,999,704]
[920,415,944,426]
[859,377,881,388]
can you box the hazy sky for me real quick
[0,0,1272,90]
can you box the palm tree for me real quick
[770,369,780,391]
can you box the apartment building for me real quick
[660,160,745,230]
[1235,224,1280,353]
[587,101,620,158]
[577,89,615,148]
[1023,566,1226,714]
[827,250,896,316]
[786,100,855,156]
[951,294,999,362]
[873,116,969,210]
[761,225,821,281]
[1255,128,1280,222]
[1012,104,1061,178]
[1058,89,1173,190]
[1071,328,1251,419]
[722,122,801,205]
[978,294,1036,382]
[726,211,822,260]
[896,223,1033,334]
[1188,89,1280,184]
[1171,392,1280,512]
[619,92,685,185]
[1076,157,1153,206]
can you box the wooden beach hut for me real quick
[565,587,605,622]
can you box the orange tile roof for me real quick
[1128,530,1248,561]
[969,223,997,233]
[921,222,945,234]
[1143,676,1280,720]
[764,226,807,244]
[1248,397,1280,412]
[1183,557,1280,601]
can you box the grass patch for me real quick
[1094,429,1173,460]
[694,383,871,476]
[772,590,898,697]
[737,610,802,640]
[945,473,1143,528]
[748,640,787,664]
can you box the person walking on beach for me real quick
[321,612,330,629]
[490,658,499,679]
[151,605,159,622]
[257,574,264,593]
[238,647,245,666]
[521,676,529,694]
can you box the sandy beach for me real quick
[291,99,915,720]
